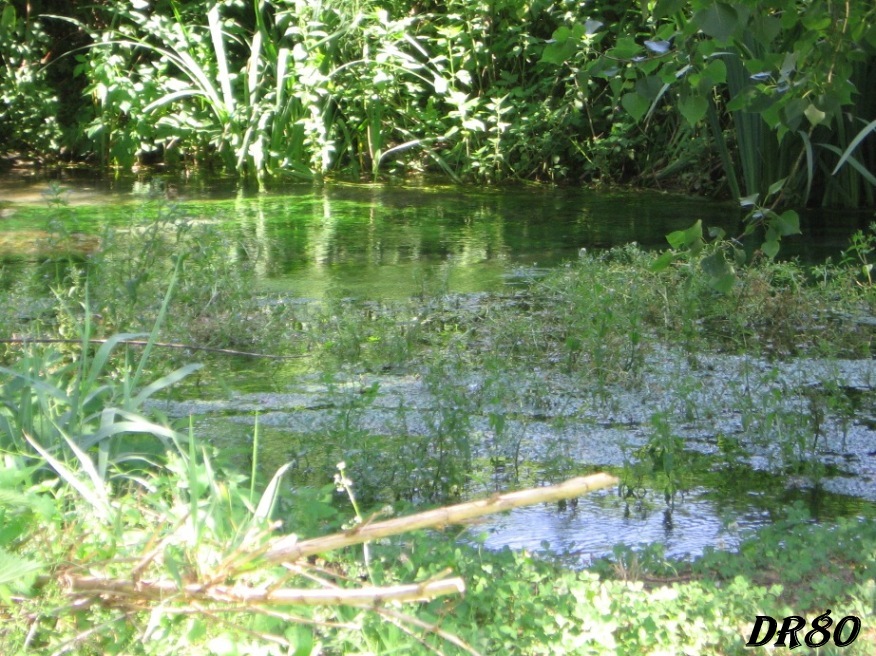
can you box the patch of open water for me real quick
[2,177,872,298]
[152,331,876,563]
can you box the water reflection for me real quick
[472,488,767,564]
[219,186,742,298]
[1,179,872,299]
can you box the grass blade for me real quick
[0,549,41,589]
[831,118,876,175]
[80,412,181,450]
[132,363,203,407]
[85,333,149,391]
[821,143,876,187]
[24,432,112,520]
[207,4,234,113]
[254,462,292,522]
[131,257,181,392]
[798,129,814,204]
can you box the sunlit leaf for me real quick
[132,363,203,407]
[24,432,112,520]
[433,75,448,94]
[584,19,603,35]
[644,40,670,54]
[0,548,41,590]
[254,463,292,522]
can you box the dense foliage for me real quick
[1,0,874,205]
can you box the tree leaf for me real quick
[767,177,787,196]
[679,94,708,125]
[703,59,727,85]
[610,37,641,60]
[709,273,736,293]
[621,92,650,122]
[653,0,685,19]
[584,19,603,35]
[773,210,801,236]
[650,250,677,271]
[761,238,780,259]
[701,252,731,278]
[804,103,826,126]
[694,3,739,41]
[666,219,703,249]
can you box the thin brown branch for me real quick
[266,473,618,564]
[68,575,466,607]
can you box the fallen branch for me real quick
[0,337,304,360]
[65,474,617,612]
[266,473,618,563]
[68,575,466,607]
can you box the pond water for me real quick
[155,345,876,564]
[1,177,872,299]
[3,175,876,563]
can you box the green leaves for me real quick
[583,0,876,207]
[700,252,736,292]
[622,92,651,122]
[679,94,708,126]
[609,36,642,61]
[693,2,740,42]
[541,21,602,65]
[772,209,801,237]
[666,219,704,251]
[761,209,801,259]
[652,220,749,292]
[0,549,41,603]
[651,220,705,273]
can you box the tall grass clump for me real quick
[0,303,480,653]
[0,258,198,463]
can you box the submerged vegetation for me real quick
[0,192,875,653]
